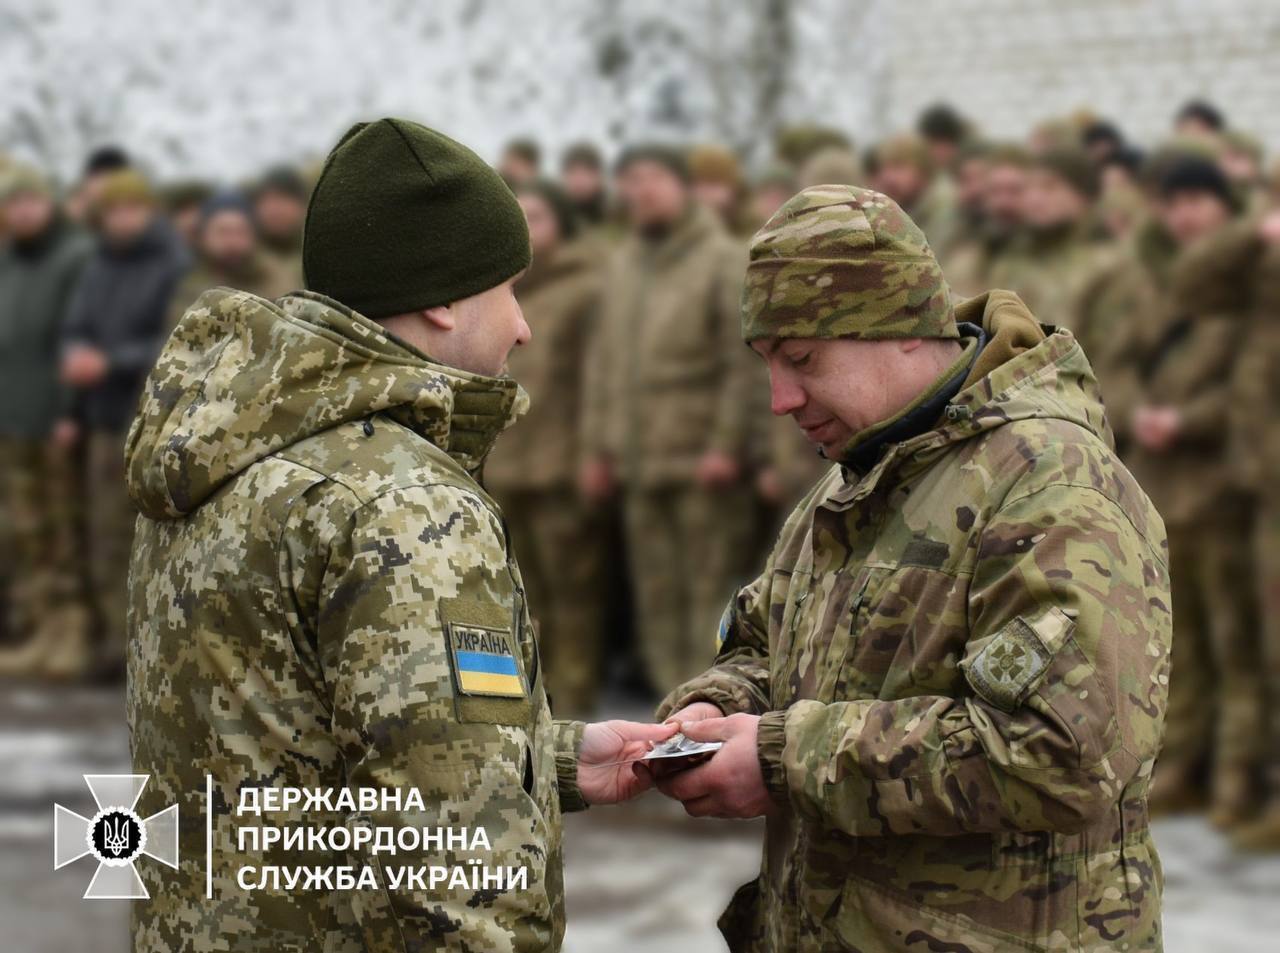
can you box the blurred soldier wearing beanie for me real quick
[1121,157,1262,827]
[745,163,799,234]
[871,132,961,260]
[582,143,760,696]
[689,143,749,235]
[486,180,607,717]
[796,145,863,191]
[989,146,1118,338]
[917,102,972,173]
[64,144,131,227]
[560,141,608,227]
[164,188,300,332]
[251,164,308,276]
[161,179,215,250]
[58,167,189,680]
[499,136,542,186]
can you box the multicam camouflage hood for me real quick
[125,288,528,519]
[741,184,958,342]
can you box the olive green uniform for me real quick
[487,242,606,716]
[583,205,760,695]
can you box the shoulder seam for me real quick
[998,481,1168,572]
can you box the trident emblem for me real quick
[54,774,178,900]
[102,814,132,857]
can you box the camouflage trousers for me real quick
[86,430,136,667]
[1159,503,1263,787]
[623,482,755,697]
[1256,496,1280,797]
[495,487,607,717]
[0,436,87,644]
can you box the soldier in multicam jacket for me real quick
[125,119,673,952]
[650,186,1172,952]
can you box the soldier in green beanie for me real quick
[583,141,760,698]
[650,185,1170,952]
[989,146,1119,338]
[125,118,676,952]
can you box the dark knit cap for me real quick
[917,103,968,143]
[255,165,309,202]
[561,141,603,171]
[162,179,214,211]
[1036,147,1101,199]
[1176,99,1226,132]
[1103,145,1145,178]
[84,145,130,177]
[503,138,542,168]
[515,179,579,242]
[614,143,690,183]
[198,189,255,232]
[1159,157,1237,210]
[303,118,531,319]
[1082,120,1125,152]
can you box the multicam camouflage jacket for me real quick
[125,288,585,952]
[660,291,1172,953]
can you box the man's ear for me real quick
[422,304,456,331]
[897,337,925,353]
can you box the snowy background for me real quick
[3,0,1279,184]
[4,2,1280,950]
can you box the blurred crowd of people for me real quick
[2,95,1278,849]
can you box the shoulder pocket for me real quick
[440,597,533,727]
[961,607,1075,713]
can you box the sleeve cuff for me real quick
[655,686,731,722]
[553,719,589,813]
[755,710,790,806]
[656,672,769,721]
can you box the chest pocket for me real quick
[772,568,873,708]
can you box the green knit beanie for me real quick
[741,185,957,343]
[303,118,531,319]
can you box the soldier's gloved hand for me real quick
[577,719,680,805]
[651,714,779,819]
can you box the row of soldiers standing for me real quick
[484,99,1280,853]
[0,148,307,680]
[2,97,1279,851]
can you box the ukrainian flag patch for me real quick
[448,623,526,698]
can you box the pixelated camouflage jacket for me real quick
[659,290,1172,953]
[125,287,585,953]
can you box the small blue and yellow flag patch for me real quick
[448,624,526,698]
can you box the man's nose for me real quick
[769,369,805,416]
[515,310,532,347]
